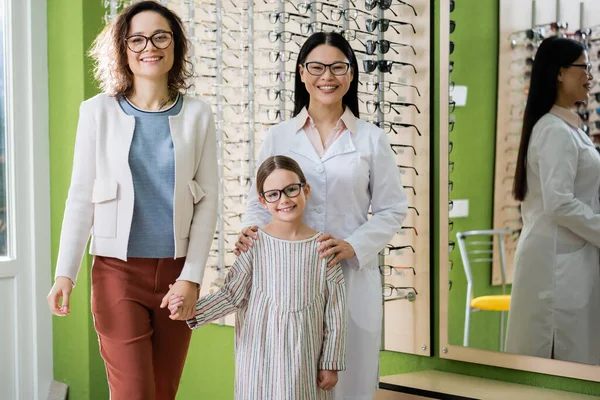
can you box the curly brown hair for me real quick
[89,1,193,97]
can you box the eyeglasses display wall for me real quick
[493,0,600,286]
[104,0,431,356]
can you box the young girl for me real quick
[169,155,347,399]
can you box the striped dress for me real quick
[188,230,347,400]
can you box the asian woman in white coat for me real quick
[235,32,408,399]
[46,2,218,398]
[506,36,600,365]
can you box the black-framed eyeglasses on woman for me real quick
[260,183,306,203]
[571,62,592,74]
[303,61,351,76]
[125,31,173,53]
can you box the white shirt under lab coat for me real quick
[505,106,600,365]
[242,112,408,399]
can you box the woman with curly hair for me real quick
[46,2,218,398]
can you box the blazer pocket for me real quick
[180,180,205,239]
[92,179,118,238]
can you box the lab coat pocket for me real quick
[555,242,599,311]
[91,179,118,238]
[180,180,205,239]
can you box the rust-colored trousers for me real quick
[91,256,193,400]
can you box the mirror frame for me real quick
[437,0,600,382]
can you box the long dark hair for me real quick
[256,156,307,195]
[89,0,193,97]
[293,32,360,117]
[513,37,585,201]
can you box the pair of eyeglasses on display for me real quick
[365,0,416,17]
[382,284,419,297]
[399,226,419,236]
[257,69,296,83]
[398,164,418,176]
[404,185,417,195]
[266,88,294,102]
[379,265,416,276]
[390,143,417,156]
[379,244,416,256]
[367,100,421,115]
[300,21,342,35]
[363,60,417,74]
[377,121,422,136]
[365,18,416,34]
[330,8,371,26]
[265,11,309,24]
[268,30,308,44]
[260,183,305,203]
[367,81,421,97]
[365,40,417,56]
[298,1,340,17]
[509,27,545,42]
[261,49,298,63]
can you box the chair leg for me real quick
[499,311,505,352]
[463,308,471,347]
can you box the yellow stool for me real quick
[456,229,514,352]
[470,295,511,312]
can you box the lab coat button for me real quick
[316,166,324,173]
[316,206,324,213]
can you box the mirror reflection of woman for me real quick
[507,36,600,365]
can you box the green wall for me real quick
[445,0,506,352]
[48,1,108,399]
[48,0,600,399]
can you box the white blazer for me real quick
[55,93,218,285]
[242,114,408,399]
[506,106,600,364]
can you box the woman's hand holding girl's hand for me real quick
[160,281,199,320]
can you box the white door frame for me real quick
[3,0,52,397]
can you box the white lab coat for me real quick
[242,115,408,399]
[505,107,600,365]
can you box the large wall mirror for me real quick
[439,0,600,382]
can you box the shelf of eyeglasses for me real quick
[260,0,418,18]
[508,22,569,48]
[260,9,417,34]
